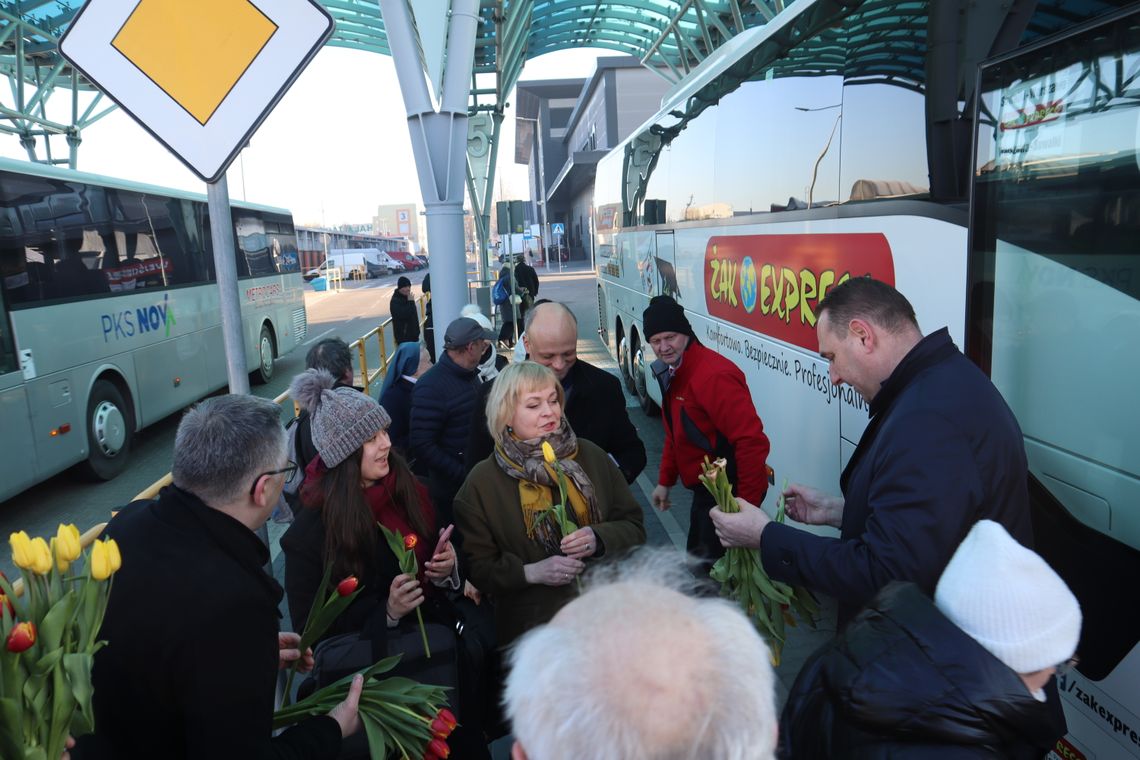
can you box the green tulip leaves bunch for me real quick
[2,526,120,760]
[699,459,819,665]
[274,563,456,759]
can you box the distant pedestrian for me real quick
[377,341,432,455]
[710,277,1033,625]
[390,275,420,345]
[422,272,435,362]
[780,519,1080,758]
[645,295,770,570]
[410,317,496,521]
[79,395,363,759]
[505,548,777,760]
[497,255,540,347]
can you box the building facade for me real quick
[516,57,671,263]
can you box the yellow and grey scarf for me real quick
[494,419,601,555]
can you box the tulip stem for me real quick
[415,608,431,658]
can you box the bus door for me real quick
[0,291,38,500]
[973,8,1140,757]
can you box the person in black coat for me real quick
[411,317,495,521]
[711,278,1034,626]
[390,276,420,345]
[377,341,431,456]
[780,520,1081,759]
[78,395,361,759]
[466,301,646,483]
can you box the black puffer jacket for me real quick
[780,583,1066,759]
[390,289,420,344]
[410,351,481,489]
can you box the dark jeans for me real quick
[688,485,727,574]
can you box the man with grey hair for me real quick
[80,394,363,759]
[504,549,778,760]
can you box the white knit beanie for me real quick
[935,520,1081,674]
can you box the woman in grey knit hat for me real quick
[280,369,495,759]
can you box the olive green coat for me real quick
[454,439,646,646]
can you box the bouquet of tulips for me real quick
[275,566,456,759]
[1,525,121,760]
[700,458,818,665]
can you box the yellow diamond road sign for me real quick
[61,0,333,183]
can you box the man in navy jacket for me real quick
[411,317,495,521]
[711,277,1033,626]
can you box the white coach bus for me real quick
[595,1,1140,757]
[0,158,307,501]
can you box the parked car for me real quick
[389,249,422,271]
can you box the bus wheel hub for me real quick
[93,401,126,457]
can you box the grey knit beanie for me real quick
[289,369,391,468]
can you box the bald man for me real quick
[466,301,646,483]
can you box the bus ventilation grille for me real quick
[292,308,307,340]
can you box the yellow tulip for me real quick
[53,524,81,571]
[29,537,52,575]
[9,531,34,570]
[105,538,122,574]
[541,441,557,465]
[91,540,112,581]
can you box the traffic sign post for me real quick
[60,0,333,394]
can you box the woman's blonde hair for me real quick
[486,361,565,445]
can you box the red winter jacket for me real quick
[654,341,770,503]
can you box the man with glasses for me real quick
[411,316,496,522]
[77,394,363,759]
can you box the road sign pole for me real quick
[207,176,250,395]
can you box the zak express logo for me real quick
[100,293,177,342]
[704,233,895,351]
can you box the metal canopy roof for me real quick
[0,0,1132,167]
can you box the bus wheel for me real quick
[83,379,133,481]
[252,325,275,385]
[618,331,635,393]
[633,344,660,417]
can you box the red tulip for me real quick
[426,738,450,759]
[6,621,35,653]
[336,576,359,596]
[436,708,457,731]
[430,714,455,739]
[404,533,419,551]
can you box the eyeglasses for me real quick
[250,461,298,496]
[1056,655,1080,676]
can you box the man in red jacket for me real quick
[645,295,771,570]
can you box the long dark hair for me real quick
[303,448,432,580]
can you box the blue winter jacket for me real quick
[409,351,481,489]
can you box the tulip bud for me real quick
[404,533,418,551]
[91,539,113,581]
[105,538,122,574]
[55,524,81,562]
[430,714,455,739]
[336,576,359,597]
[9,531,34,570]
[427,738,450,759]
[29,537,53,575]
[6,621,35,653]
[51,538,69,573]
[541,441,557,464]
[436,708,457,731]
